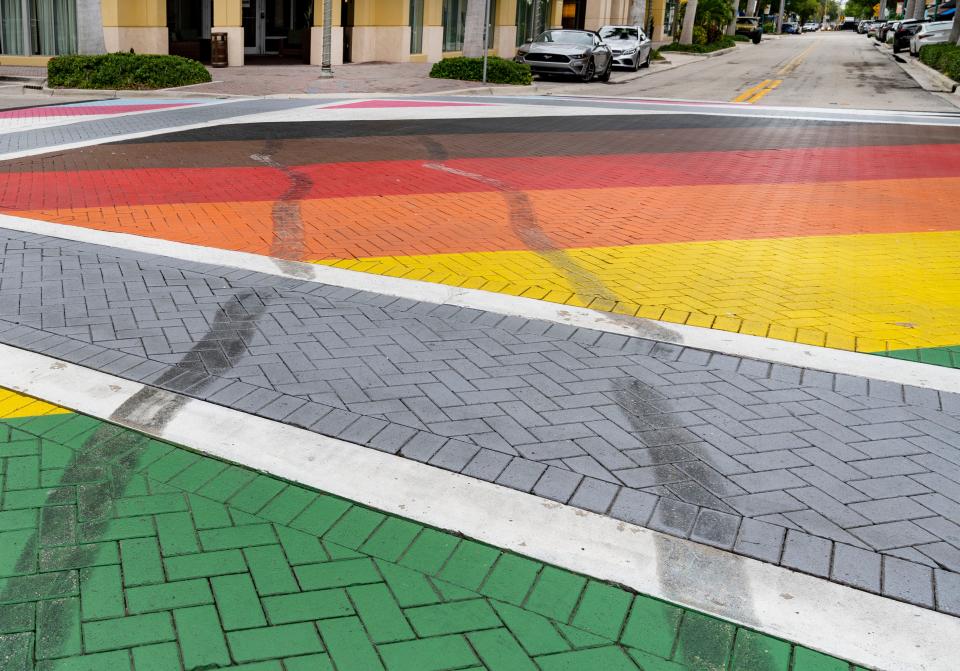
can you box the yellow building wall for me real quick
[313,0,344,26]
[101,0,166,27]
[352,0,407,26]
[214,0,242,27]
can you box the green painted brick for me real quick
[289,496,351,536]
[1,439,40,457]
[0,509,38,532]
[398,528,458,574]
[6,456,40,490]
[154,512,199,556]
[556,622,609,648]
[211,573,267,630]
[324,542,363,561]
[39,542,118,572]
[295,557,380,590]
[348,583,415,643]
[323,506,385,549]
[731,629,791,671]
[127,440,173,472]
[127,578,213,613]
[120,537,164,587]
[36,649,131,671]
[536,646,639,671]
[114,494,186,518]
[230,509,264,526]
[199,524,276,551]
[620,594,684,658]
[196,466,256,502]
[3,487,74,510]
[468,628,538,671]
[173,605,231,670]
[144,450,198,483]
[228,662,284,671]
[261,588,354,624]
[378,634,478,671]
[167,458,226,492]
[436,541,499,590]
[228,622,324,662]
[41,469,67,487]
[186,494,232,530]
[0,632,33,671]
[0,570,79,605]
[80,565,124,620]
[359,517,422,562]
[120,475,149,498]
[627,647,687,671]
[490,602,570,656]
[0,602,34,634]
[524,567,586,623]
[79,516,153,543]
[432,578,478,602]
[284,653,335,671]
[228,475,286,514]
[244,544,299,596]
[36,597,81,659]
[793,646,850,671]
[0,529,35,577]
[83,613,174,652]
[375,559,441,608]
[571,580,633,640]
[674,611,736,671]
[131,642,182,671]
[406,598,500,637]
[164,549,246,580]
[257,485,316,524]
[479,553,541,605]
[316,616,384,671]
[276,525,328,565]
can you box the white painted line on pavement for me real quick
[1,212,957,395]
[0,343,954,671]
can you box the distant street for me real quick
[535,31,960,112]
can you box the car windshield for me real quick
[535,31,595,46]
[599,27,639,40]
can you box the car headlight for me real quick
[622,47,637,55]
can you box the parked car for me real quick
[735,16,764,43]
[857,20,869,33]
[515,30,613,82]
[802,21,820,31]
[876,21,897,42]
[865,20,885,37]
[782,21,802,33]
[910,20,954,55]
[597,25,653,70]
[886,19,917,44]
[893,21,922,53]
[839,17,860,29]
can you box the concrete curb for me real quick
[893,52,959,94]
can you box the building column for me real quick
[549,0,564,27]
[422,0,444,61]
[350,0,410,63]
[648,0,667,41]
[679,0,697,43]
[725,0,738,34]
[78,0,107,53]
[311,0,344,66]
[495,0,519,57]
[745,0,757,15]
[100,0,168,54]
[212,0,243,65]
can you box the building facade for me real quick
[0,0,674,67]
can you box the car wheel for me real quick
[893,41,901,53]
[598,59,612,82]
[753,34,761,44]
[641,50,651,68]
[633,54,641,71]
[580,58,596,82]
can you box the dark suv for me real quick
[735,17,763,43]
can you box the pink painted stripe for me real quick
[0,103,190,119]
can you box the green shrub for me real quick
[651,48,665,60]
[661,36,736,53]
[732,34,750,41]
[693,25,709,45]
[48,52,211,90]
[919,43,960,82]
[429,57,532,85]
[762,21,776,32]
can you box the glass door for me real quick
[242,0,263,54]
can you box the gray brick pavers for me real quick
[1,229,960,615]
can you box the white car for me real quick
[802,22,819,31]
[910,20,954,56]
[597,25,653,71]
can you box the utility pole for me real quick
[482,0,491,83]
[777,0,785,31]
[321,0,333,76]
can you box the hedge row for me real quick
[661,36,737,53]
[919,42,960,82]
[48,52,211,90]
[429,56,532,85]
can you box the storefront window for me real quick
[1,0,75,55]
[410,0,424,53]
[442,0,467,51]
[516,0,547,45]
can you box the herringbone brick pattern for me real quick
[1,230,960,614]
[0,393,859,670]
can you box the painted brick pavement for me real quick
[0,230,958,615]
[0,389,860,671]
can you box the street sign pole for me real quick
[482,0,491,84]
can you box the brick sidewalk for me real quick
[0,389,856,671]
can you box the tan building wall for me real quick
[101,0,169,55]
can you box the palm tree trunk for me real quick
[950,5,960,43]
[76,0,106,53]
[463,0,487,57]
[726,0,739,34]
[628,0,647,24]
[680,0,700,43]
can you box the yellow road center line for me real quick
[731,79,771,102]
[778,39,819,76]
[745,79,783,104]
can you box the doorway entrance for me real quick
[561,0,585,29]
[241,0,313,57]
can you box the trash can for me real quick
[211,32,228,68]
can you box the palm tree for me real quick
[77,0,106,53]
[629,0,647,25]
[463,0,488,57]
[950,2,960,43]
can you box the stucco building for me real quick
[0,0,679,67]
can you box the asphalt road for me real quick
[537,31,960,112]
